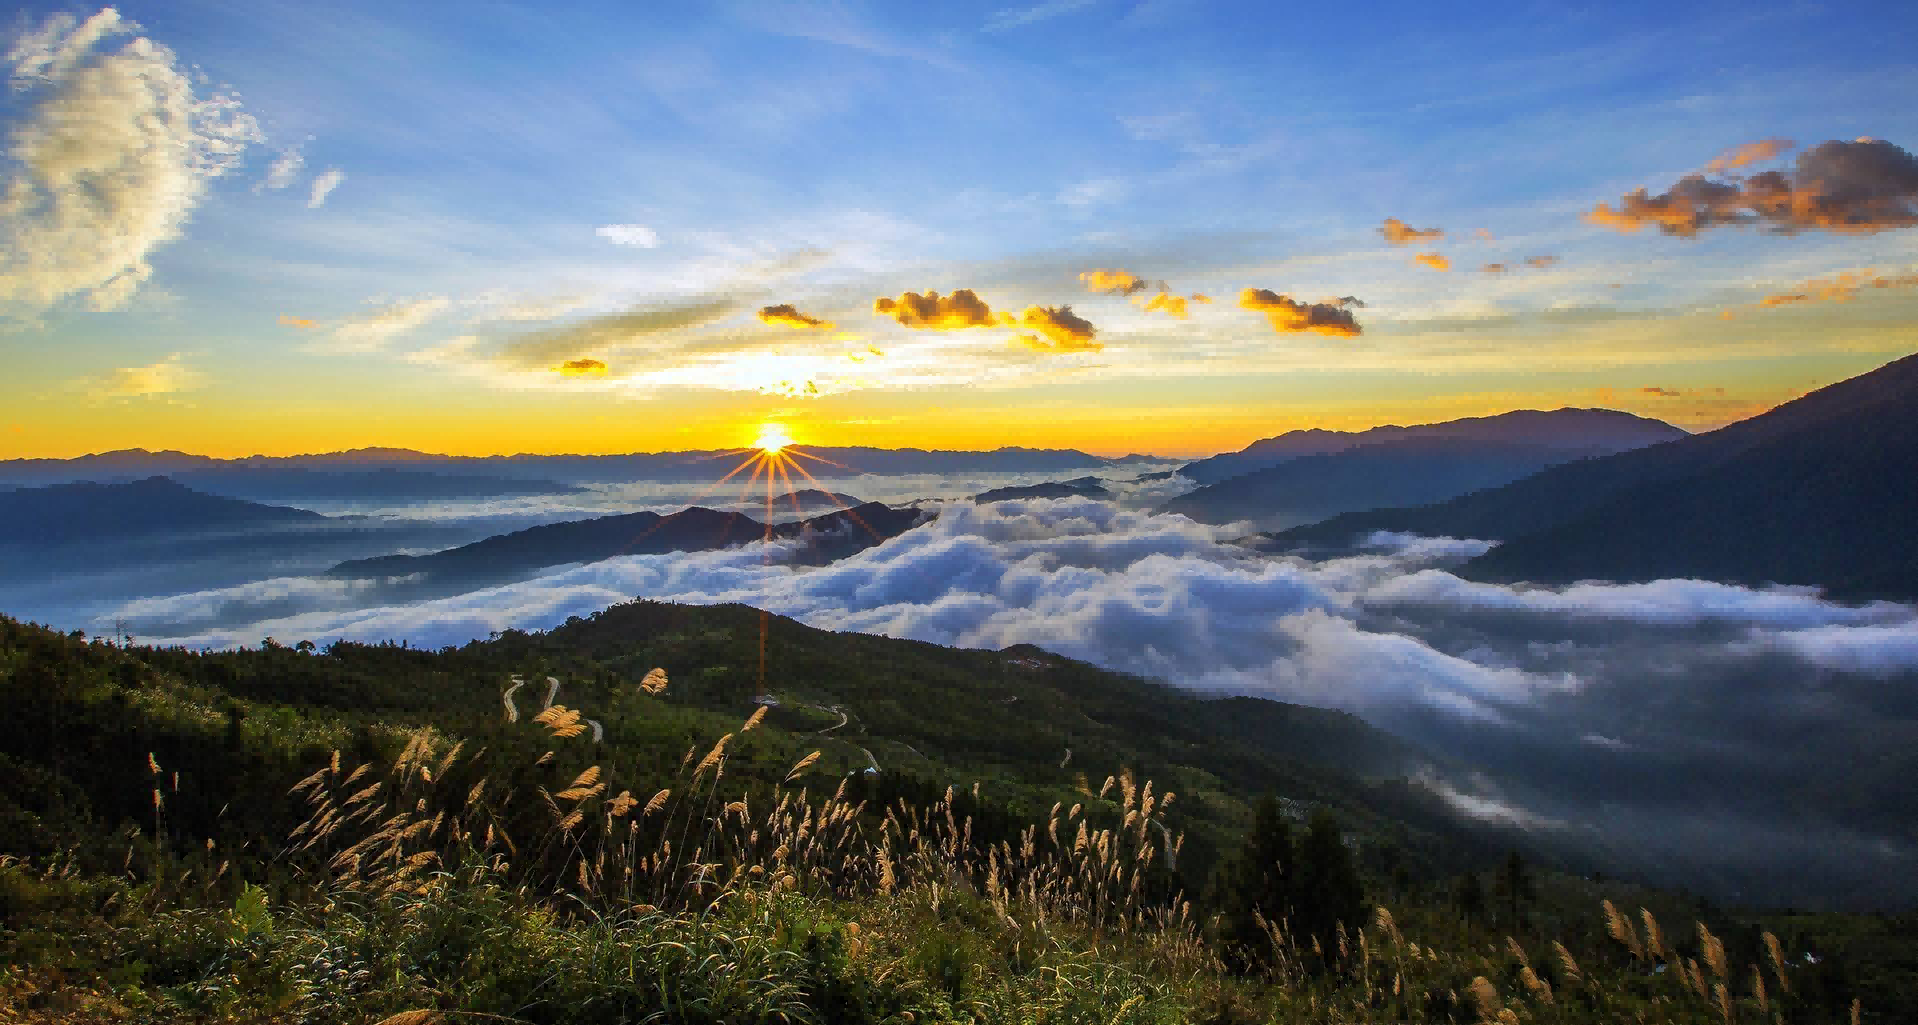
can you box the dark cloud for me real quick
[1009,304,1100,351]
[758,303,834,330]
[872,289,998,328]
[1381,217,1444,245]
[1239,288,1363,337]
[1589,138,1918,236]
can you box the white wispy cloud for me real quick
[0,7,264,314]
[596,223,661,247]
[984,0,1098,32]
[307,167,346,208]
[328,296,451,351]
[260,144,305,191]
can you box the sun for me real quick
[753,424,794,453]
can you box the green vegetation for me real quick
[1,604,1911,1023]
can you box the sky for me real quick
[4,0,1918,460]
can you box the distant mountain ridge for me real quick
[1262,351,1918,600]
[973,477,1111,502]
[329,500,928,587]
[1,444,1147,488]
[1160,437,1642,529]
[0,476,325,545]
[1179,408,1688,486]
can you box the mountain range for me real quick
[329,500,929,589]
[0,475,326,545]
[0,444,1142,490]
[1261,350,1918,600]
[1177,408,1687,486]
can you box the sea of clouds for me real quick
[90,495,1918,906]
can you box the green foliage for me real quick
[0,607,1908,1024]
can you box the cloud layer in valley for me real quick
[114,495,1918,905]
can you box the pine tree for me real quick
[1493,849,1534,930]
[1294,807,1366,968]
[1210,795,1294,974]
[1455,869,1486,923]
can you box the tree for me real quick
[1210,795,1294,974]
[1455,869,1486,923]
[1293,808,1366,967]
[1493,849,1534,930]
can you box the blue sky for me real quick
[4,0,1918,457]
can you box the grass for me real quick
[0,611,1904,1023]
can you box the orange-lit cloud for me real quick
[1008,305,1100,351]
[1080,268,1152,295]
[1381,217,1443,245]
[1525,255,1559,269]
[1476,228,1494,241]
[873,289,997,328]
[1414,252,1450,271]
[1754,268,1918,307]
[278,314,317,328]
[1703,137,1795,173]
[1143,291,1198,317]
[758,303,834,330]
[1588,138,1918,236]
[1481,263,1509,273]
[1637,386,1724,398]
[1238,288,1363,337]
[1190,293,1212,303]
[555,358,608,376]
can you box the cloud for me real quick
[329,296,452,352]
[1080,268,1152,296]
[278,314,317,329]
[1381,217,1444,245]
[873,289,998,329]
[1754,267,1918,307]
[1524,255,1559,269]
[758,303,834,330]
[597,223,661,247]
[1414,252,1451,271]
[117,495,1918,903]
[0,7,263,313]
[1703,137,1795,173]
[490,297,742,369]
[555,358,608,376]
[1587,138,1918,236]
[1009,304,1099,352]
[983,0,1097,32]
[306,168,345,209]
[1238,288,1363,337]
[259,144,304,191]
[1481,263,1508,273]
[86,352,204,398]
[1641,386,1681,397]
[1142,291,1189,317]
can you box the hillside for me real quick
[1180,409,1686,486]
[973,478,1112,502]
[2,605,1909,1024]
[1160,437,1619,528]
[1262,351,1918,599]
[0,476,325,544]
[328,502,929,586]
